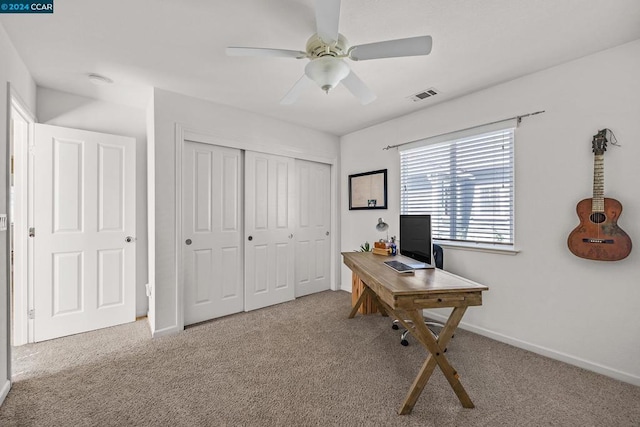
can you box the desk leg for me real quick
[349,284,389,318]
[349,286,372,318]
[352,273,378,314]
[398,306,473,414]
[366,290,389,317]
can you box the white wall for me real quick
[149,88,340,336]
[340,40,640,386]
[0,23,37,405]
[36,88,149,317]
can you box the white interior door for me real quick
[10,103,32,346]
[244,151,295,311]
[183,141,243,325]
[295,160,331,297]
[33,124,136,342]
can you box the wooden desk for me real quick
[342,252,489,415]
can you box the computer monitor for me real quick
[399,214,432,265]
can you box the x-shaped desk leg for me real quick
[397,306,473,414]
[349,285,388,319]
[348,282,474,414]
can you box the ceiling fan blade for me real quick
[226,47,307,59]
[280,75,314,105]
[349,36,433,61]
[341,71,376,105]
[315,0,341,44]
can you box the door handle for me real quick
[288,233,294,239]
[125,236,136,243]
[248,236,253,241]
[185,239,192,245]
[326,231,330,236]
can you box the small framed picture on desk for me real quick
[348,169,387,210]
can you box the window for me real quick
[400,124,515,246]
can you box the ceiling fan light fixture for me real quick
[228,1,432,104]
[304,57,349,93]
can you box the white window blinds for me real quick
[400,124,515,246]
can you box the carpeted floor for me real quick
[1,290,639,426]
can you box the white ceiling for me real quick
[2,0,640,136]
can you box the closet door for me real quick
[244,151,295,311]
[183,142,243,325]
[295,160,331,297]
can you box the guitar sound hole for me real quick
[590,212,606,224]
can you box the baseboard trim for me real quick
[425,311,640,387]
[0,379,10,405]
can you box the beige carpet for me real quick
[1,290,639,426]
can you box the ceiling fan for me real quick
[226,0,432,105]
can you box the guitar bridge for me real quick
[582,238,614,244]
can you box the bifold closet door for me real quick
[183,142,243,325]
[295,160,331,297]
[244,151,295,311]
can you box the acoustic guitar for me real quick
[567,129,632,261]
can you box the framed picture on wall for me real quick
[348,169,387,210]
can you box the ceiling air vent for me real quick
[408,88,439,102]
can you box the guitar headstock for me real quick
[592,129,608,155]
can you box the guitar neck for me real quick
[592,154,604,212]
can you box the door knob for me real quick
[326,231,330,236]
[288,233,294,239]
[185,239,192,245]
[125,236,136,243]
[248,236,253,241]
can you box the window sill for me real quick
[435,240,520,255]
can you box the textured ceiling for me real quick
[2,0,640,135]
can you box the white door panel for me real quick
[245,151,295,311]
[11,105,32,346]
[183,142,243,325]
[34,124,136,342]
[295,160,331,297]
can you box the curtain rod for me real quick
[382,110,546,151]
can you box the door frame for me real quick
[174,124,339,333]
[8,83,36,346]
